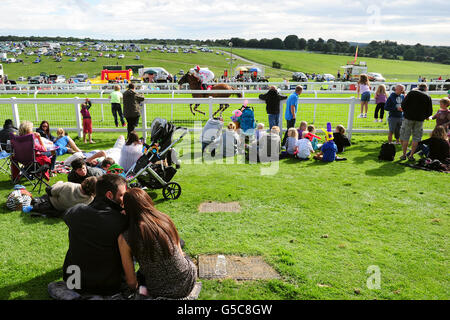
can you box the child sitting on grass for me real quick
[332,125,351,153]
[306,125,322,151]
[255,123,265,141]
[54,128,82,156]
[296,132,314,160]
[285,128,299,156]
[297,121,308,140]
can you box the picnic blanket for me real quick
[400,158,449,173]
[52,161,71,175]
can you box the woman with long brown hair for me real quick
[118,188,197,298]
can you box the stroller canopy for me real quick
[150,118,175,150]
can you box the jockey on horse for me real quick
[192,65,214,90]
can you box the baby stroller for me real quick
[126,118,187,200]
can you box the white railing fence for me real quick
[0,97,442,142]
[1,81,449,95]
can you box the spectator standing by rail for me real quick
[109,85,126,128]
[123,83,145,138]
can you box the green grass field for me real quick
[0,132,448,300]
[220,48,450,82]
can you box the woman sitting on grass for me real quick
[118,188,197,299]
[120,131,144,172]
[36,120,56,142]
[14,121,56,178]
[54,128,82,156]
[410,125,449,163]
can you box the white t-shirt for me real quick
[296,139,314,159]
[119,143,143,171]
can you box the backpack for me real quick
[378,142,396,161]
[239,106,256,133]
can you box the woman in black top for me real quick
[417,125,449,163]
[36,120,56,142]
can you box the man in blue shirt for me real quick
[282,85,303,146]
[384,84,405,144]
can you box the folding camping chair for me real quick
[0,141,11,175]
[9,133,51,193]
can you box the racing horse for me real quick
[178,72,242,117]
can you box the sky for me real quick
[1,0,449,46]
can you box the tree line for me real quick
[1,35,449,64]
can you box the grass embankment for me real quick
[0,132,448,300]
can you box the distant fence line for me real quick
[0,97,442,142]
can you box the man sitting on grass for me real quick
[62,174,128,296]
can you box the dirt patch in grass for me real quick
[198,201,241,213]
[198,255,281,280]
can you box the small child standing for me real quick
[80,98,94,144]
[431,98,450,132]
[374,84,387,123]
[357,74,371,118]
[332,125,351,153]
[297,121,308,140]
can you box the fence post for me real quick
[171,90,174,121]
[279,100,284,134]
[208,96,213,118]
[74,97,83,138]
[142,102,147,141]
[34,90,39,122]
[313,90,318,124]
[347,96,356,141]
[11,97,20,129]
[100,90,105,121]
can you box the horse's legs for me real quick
[190,104,195,115]
[220,104,230,116]
[194,104,205,115]
[213,104,226,118]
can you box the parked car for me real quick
[91,58,97,62]
[118,54,125,59]
[81,58,89,62]
[323,73,336,81]
[292,72,308,82]
[17,76,26,81]
[368,72,385,82]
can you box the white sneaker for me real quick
[357,114,364,118]
[363,113,367,118]
[374,119,378,123]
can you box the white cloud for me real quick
[0,0,448,45]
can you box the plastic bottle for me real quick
[215,255,227,276]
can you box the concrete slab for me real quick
[198,255,281,280]
[198,201,241,213]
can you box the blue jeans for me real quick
[268,114,280,129]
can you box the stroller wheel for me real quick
[162,182,181,200]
